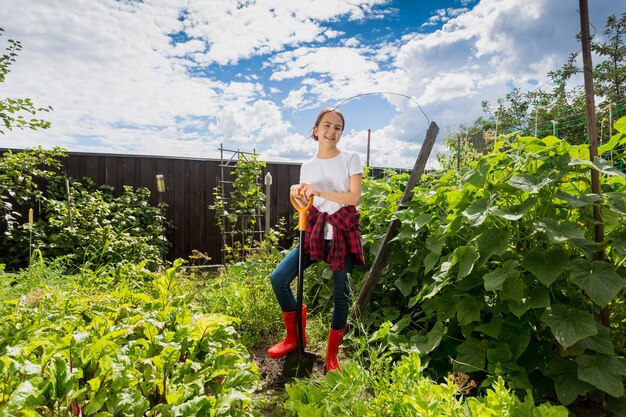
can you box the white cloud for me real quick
[1,0,624,171]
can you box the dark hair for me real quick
[309,108,345,141]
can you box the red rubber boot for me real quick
[325,327,344,373]
[267,305,306,359]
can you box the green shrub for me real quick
[0,148,169,271]
[348,117,626,405]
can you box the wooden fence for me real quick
[2,149,396,264]
[58,151,302,264]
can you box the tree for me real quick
[592,12,626,104]
[0,27,52,134]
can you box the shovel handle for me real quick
[290,194,313,231]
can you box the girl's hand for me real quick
[298,183,322,200]
[290,184,309,206]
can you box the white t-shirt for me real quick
[300,151,363,239]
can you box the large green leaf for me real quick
[475,227,509,266]
[541,304,597,348]
[569,157,626,178]
[462,194,497,226]
[569,259,626,306]
[483,260,519,292]
[521,249,570,286]
[534,218,585,243]
[548,358,594,405]
[498,325,531,360]
[456,295,482,326]
[575,324,614,355]
[555,192,601,208]
[492,197,536,221]
[605,191,626,215]
[475,316,503,338]
[410,321,444,355]
[453,337,488,373]
[508,173,554,194]
[452,245,477,279]
[576,354,626,398]
[501,274,524,302]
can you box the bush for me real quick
[0,148,170,271]
[349,118,626,406]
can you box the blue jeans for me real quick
[269,240,355,330]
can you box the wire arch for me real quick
[332,91,430,125]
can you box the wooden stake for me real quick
[579,0,608,326]
[354,121,439,314]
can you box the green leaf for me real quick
[423,251,439,275]
[501,274,524,302]
[549,358,593,405]
[475,227,509,266]
[410,322,444,355]
[615,116,626,134]
[456,295,482,326]
[570,259,626,306]
[522,249,570,286]
[527,286,550,309]
[575,324,614,355]
[555,192,601,208]
[605,191,626,215]
[395,275,416,297]
[483,260,519,292]
[475,316,503,338]
[492,197,536,221]
[454,338,487,373]
[508,173,554,194]
[534,218,585,243]
[541,304,598,348]
[452,245,477,279]
[576,354,626,397]
[569,157,626,178]
[462,194,497,226]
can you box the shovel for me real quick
[283,194,316,380]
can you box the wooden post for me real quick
[353,121,439,314]
[579,0,608,327]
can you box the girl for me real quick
[267,108,365,373]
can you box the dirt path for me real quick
[250,343,327,416]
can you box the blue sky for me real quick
[1,0,624,168]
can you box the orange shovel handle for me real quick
[290,194,314,231]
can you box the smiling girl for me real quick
[267,108,365,373]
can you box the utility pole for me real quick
[579,0,608,327]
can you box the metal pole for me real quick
[65,179,72,227]
[579,0,607,326]
[264,171,272,240]
[535,107,539,137]
[366,129,371,169]
[456,130,461,171]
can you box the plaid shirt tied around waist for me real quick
[303,205,365,272]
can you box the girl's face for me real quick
[314,111,344,148]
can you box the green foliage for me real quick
[0,260,260,416]
[211,154,266,263]
[455,12,626,150]
[284,353,568,416]
[0,148,170,271]
[0,146,65,234]
[200,230,289,349]
[592,11,626,104]
[0,27,52,134]
[354,117,626,405]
